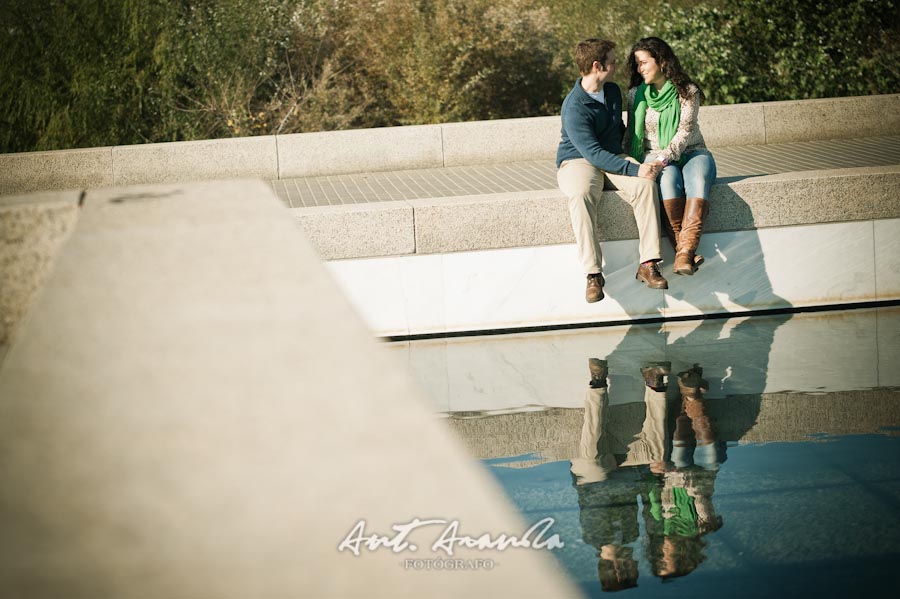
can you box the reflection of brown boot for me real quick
[585,273,605,303]
[674,198,708,275]
[641,361,671,391]
[588,358,608,388]
[677,364,709,398]
[679,365,715,442]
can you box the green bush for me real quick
[1,0,898,153]
[654,0,900,104]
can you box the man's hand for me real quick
[638,161,664,180]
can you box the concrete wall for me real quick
[3,94,898,195]
[0,190,81,360]
[442,388,900,463]
[297,165,900,260]
[326,215,900,337]
[0,179,578,598]
[5,167,899,341]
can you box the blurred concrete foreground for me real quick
[0,180,577,597]
[1,94,899,597]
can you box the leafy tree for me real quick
[654,0,900,104]
[0,0,177,151]
[376,0,566,124]
[1,0,897,153]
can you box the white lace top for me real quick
[625,83,707,164]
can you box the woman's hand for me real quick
[638,160,664,180]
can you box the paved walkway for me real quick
[271,135,900,208]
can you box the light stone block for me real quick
[874,218,900,301]
[440,242,664,334]
[764,309,880,394]
[406,309,892,424]
[708,166,900,233]
[664,223,876,319]
[277,125,443,178]
[325,222,889,338]
[0,178,576,598]
[0,147,113,195]
[699,103,766,147]
[0,190,81,359]
[707,180,783,231]
[877,306,900,388]
[325,255,410,338]
[404,337,452,412]
[411,190,571,254]
[438,325,635,413]
[292,201,414,260]
[763,94,900,143]
[398,253,447,335]
[112,137,277,185]
[440,116,561,167]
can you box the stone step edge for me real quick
[293,164,900,260]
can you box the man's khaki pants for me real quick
[557,157,662,274]
[570,385,668,484]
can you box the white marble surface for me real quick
[325,255,409,337]
[877,306,900,388]
[402,308,898,414]
[875,219,900,301]
[441,242,663,332]
[664,222,876,317]
[328,219,898,337]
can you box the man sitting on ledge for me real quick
[557,38,667,303]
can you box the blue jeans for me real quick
[644,149,717,200]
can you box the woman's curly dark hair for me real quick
[627,37,705,102]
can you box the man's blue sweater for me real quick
[556,78,640,177]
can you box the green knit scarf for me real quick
[629,81,681,162]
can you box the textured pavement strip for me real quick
[273,135,900,208]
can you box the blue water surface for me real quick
[485,434,900,598]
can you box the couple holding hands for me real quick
[557,37,717,303]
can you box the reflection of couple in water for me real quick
[571,358,725,591]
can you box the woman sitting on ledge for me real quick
[625,37,716,275]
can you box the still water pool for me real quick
[404,306,900,597]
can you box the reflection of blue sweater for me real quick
[556,78,640,177]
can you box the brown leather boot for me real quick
[661,198,685,252]
[635,260,668,289]
[585,273,605,303]
[664,197,704,269]
[674,198,709,275]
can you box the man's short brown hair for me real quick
[575,38,616,75]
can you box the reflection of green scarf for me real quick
[649,486,699,537]
[629,81,681,161]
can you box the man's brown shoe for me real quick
[585,273,605,303]
[635,261,668,289]
[588,358,608,388]
[641,361,671,391]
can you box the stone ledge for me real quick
[292,200,415,260]
[2,94,896,195]
[0,190,81,357]
[112,136,278,185]
[763,94,900,143]
[277,125,444,178]
[444,390,900,462]
[0,179,576,596]
[0,147,113,195]
[294,165,900,259]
